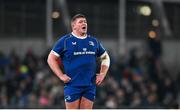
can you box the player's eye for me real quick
[79,20,87,24]
[79,20,83,23]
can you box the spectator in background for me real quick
[147,36,162,60]
[146,36,163,82]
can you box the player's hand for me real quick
[59,74,71,83]
[96,73,106,85]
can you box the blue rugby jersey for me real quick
[52,33,106,86]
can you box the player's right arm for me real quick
[47,35,71,83]
[47,51,71,83]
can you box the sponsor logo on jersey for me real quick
[72,42,77,45]
[83,48,87,51]
[65,95,71,102]
[73,51,95,55]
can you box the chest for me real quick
[65,39,97,53]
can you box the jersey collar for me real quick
[71,32,87,39]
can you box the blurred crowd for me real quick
[0,38,180,109]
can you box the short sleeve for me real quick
[96,40,106,57]
[52,37,65,57]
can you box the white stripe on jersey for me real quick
[51,50,60,57]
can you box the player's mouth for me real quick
[82,26,86,30]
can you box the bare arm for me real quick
[96,51,110,85]
[47,51,71,83]
[100,65,109,76]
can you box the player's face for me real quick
[72,17,87,35]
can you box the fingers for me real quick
[96,74,103,85]
[96,80,102,85]
[65,77,71,83]
[62,74,71,83]
[64,77,71,83]
[65,74,71,80]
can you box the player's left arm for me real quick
[96,51,110,85]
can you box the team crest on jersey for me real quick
[72,42,77,45]
[89,41,94,46]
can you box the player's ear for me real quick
[71,22,75,29]
[72,25,75,31]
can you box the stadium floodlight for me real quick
[139,5,151,16]
[52,11,60,19]
[148,30,156,38]
[152,19,159,27]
